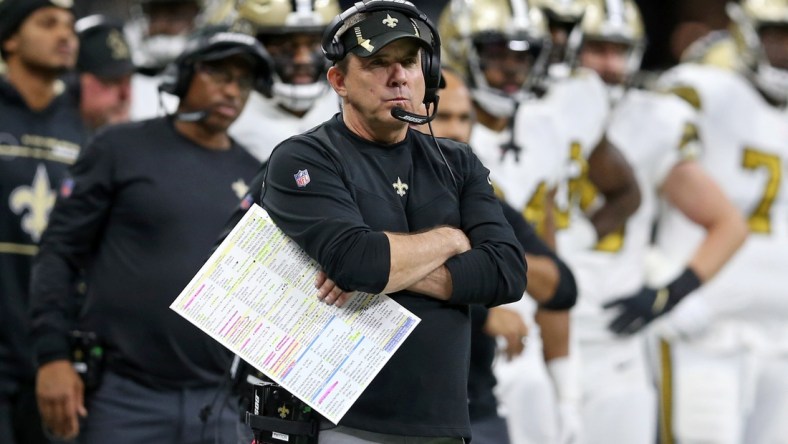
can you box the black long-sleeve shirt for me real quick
[261,114,527,438]
[0,77,86,394]
[29,117,260,389]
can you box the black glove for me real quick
[603,268,701,335]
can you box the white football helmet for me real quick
[532,0,586,73]
[125,0,205,72]
[439,0,551,118]
[728,0,788,102]
[233,0,339,112]
[572,0,645,97]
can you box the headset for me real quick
[159,29,275,99]
[320,0,442,110]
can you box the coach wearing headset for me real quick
[260,1,526,442]
[28,29,272,442]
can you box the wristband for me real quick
[547,356,581,404]
[664,267,702,309]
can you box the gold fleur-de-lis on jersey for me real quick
[231,178,249,199]
[10,165,56,243]
[382,14,399,28]
[277,405,290,418]
[392,177,409,197]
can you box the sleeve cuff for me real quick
[444,253,492,305]
[34,333,72,367]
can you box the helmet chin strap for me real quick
[271,81,328,113]
[471,87,529,119]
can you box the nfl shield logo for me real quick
[239,194,253,210]
[294,169,311,187]
[59,178,74,198]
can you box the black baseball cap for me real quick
[339,9,433,58]
[0,0,74,46]
[76,15,135,80]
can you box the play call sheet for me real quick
[170,204,420,424]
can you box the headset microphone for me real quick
[390,98,439,125]
[174,110,209,122]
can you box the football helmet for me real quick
[531,0,585,71]
[572,0,645,91]
[439,0,551,118]
[125,0,202,72]
[728,0,788,102]
[233,0,340,112]
[532,0,586,24]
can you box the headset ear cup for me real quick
[421,48,441,105]
[321,9,351,62]
[174,64,194,98]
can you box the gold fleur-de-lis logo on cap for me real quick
[382,14,398,28]
[106,29,130,60]
[277,405,290,419]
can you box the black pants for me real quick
[77,370,240,444]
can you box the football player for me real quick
[653,1,788,442]
[440,1,583,443]
[228,0,341,162]
[569,1,747,443]
[126,0,233,120]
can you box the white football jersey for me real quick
[229,90,340,162]
[541,69,612,244]
[656,64,788,328]
[470,102,565,324]
[570,89,697,339]
[471,102,565,230]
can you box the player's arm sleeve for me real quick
[29,135,116,366]
[262,140,390,294]
[444,148,527,307]
[498,197,577,310]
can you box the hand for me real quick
[555,401,583,444]
[604,268,701,335]
[604,287,670,335]
[442,226,471,256]
[36,360,87,440]
[483,307,528,360]
[315,270,352,307]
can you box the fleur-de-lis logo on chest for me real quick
[392,177,409,197]
[10,165,56,242]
